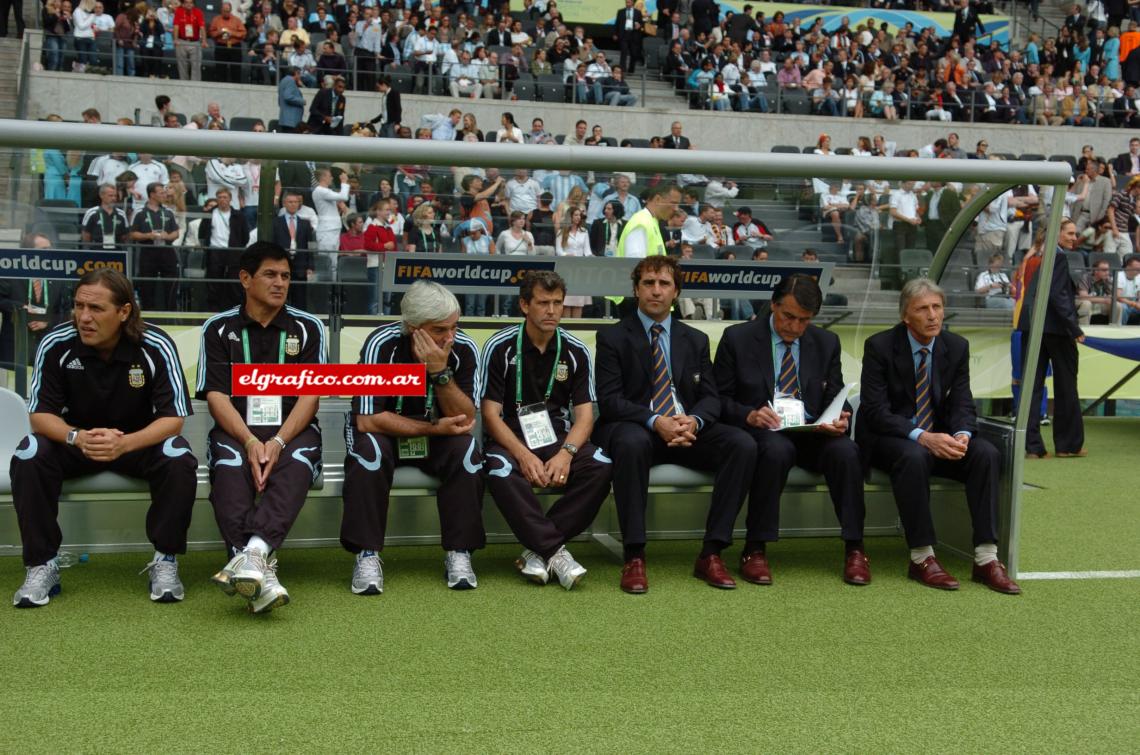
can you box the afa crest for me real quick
[555,363,569,382]
[285,335,301,356]
[128,365,145,388]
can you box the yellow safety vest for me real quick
[609,208,666,304]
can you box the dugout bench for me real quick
[0,392,1016,565]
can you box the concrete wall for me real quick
[24,69,1137,165]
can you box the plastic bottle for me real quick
[56,551,77,568]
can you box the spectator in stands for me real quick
[776,55,801,89]
[496,210,536,257]
[1105,176,1140,258]
[541,170,588,209]
[171,0,205,81]
[279,14,308,48]
[529,192,556,255]
[889,180,922,255]
[448,49,480,98]
[288,38,318,87]
[308,75,347,136]
[1116,254,1140,324]
[731,207,771,250]
[277,67,306,133]
[1078,258,1114,324]
[1113,137,1140,176]
[41,0,70,72]
[312,168,350,262]
[496,112,524,144]
[554,207,592,318]
[589,200,625,258]
[367,76,402,138]
[562,119,588,146]
[69,0,96,73]
[975,253,1014,310]
[206,2,244,83]
[819,180,851,244]
[129,182,180,311]
[81,183,129,250]
[424,109,462,141]
[315,40,346,82]
[505,169,542,218]
[1073,158,1114,232]
[199,187,250,311]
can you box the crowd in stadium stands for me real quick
[28,88,1140,324]
[26,0,1140,126]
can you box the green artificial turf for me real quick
[1,420,1138,752]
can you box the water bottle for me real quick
[55,551,89,568]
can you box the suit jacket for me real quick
[277,75,306,128]
[713,317,845,430]
[613,7,643,40]
[855,323,977,456]
[307,87,347,135]
[197,209,251,249]
[662,134,691,149]
[588,217,625,256]
[594,312,721,438]
[271,214,315,274]
[1112,151,1139,175]
[485,28,511,47]
[1016,248,1084,339]
[1072,175,1113,223]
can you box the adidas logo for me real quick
[228,331,240,342]
[65,358,84,370]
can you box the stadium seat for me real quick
[771,145,800,154]
[781,92,812,116]
[625,138,650,148]
[691,244,716,259]
[514,78,537,101]
[554,133,565,144]
[389,71,415,94]
[230,117,264,132]
[537,75,566,103]
[1019,153,1046,162]
[485,132,498,142]
[1050,154,1077,171]
[900,248,933,282]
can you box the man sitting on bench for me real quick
[197,241,326,614]
[11,269,196,607]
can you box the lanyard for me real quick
[98,209,118,237]
[242,328,286,364]
[515,324,561,405]
[28,279,47,304]
[395,382,433,417]
[420,227,435,252]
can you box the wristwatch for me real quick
[66,428,79,446]
[429,367,454,386]
[561,442,579,456]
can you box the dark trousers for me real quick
[207,425,322,552]
[10,433,197,566]
[138,245,179,312]
[619,35,639,74]
[745,428,865,542]
[215,44,242,82]
[594,421,755,549]
[0,0,24,36]
[483,437,612,559]
[341,427,485,552]
[868,435,1000,548]
[206,246,241,311]
[1022,331,1084,455]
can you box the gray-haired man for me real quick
[340,281,486,593]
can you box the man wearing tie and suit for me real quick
[593,255,756,594]
[713,275,868,586]
[272,191,315,308]
[662,121,691,150]
[856,278,1020,595]
[307,76,347,136]
[613,0,643,75]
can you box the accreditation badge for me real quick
[518,402,557,450]
[773,394,805,429]
[285,335,301,356]
[398,436,429,459]
[128,365,145,388]
[246,396,283,426]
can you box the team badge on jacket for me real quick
[556,363,569,382]
[128,365,145,388]
[285,335,301,356]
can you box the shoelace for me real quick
[448,551,473,575]
[138,558,178,583]
[356,554,382,579]
[263,558,280,587]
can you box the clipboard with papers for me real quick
[776,382,857,431]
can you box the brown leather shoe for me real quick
[1025,451,1050,459]
[1056,449,1088,458]
[620,558,648,594]
[972,560,1022,594]
[693,554,737,589]
[739,552,772,585]
[907,556,960,590]
[843,550,871,586]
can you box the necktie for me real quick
[649,324,677,417]
[915,347,933,431]
[287,214,296,240]
[777,341,799,399]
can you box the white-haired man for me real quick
[340,280,486,593]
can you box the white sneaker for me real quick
[13,563,61,608]
[547,546,587,590]
[444,550,477,590]
[352,551,384,595]
[211,550,242,596]
[230,547,268,600]
[515,549,549,585]
[248,557,290,614]
[139,555,184,602]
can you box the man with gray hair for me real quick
[855,278,1020,595]
[340,280,486,593]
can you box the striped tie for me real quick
[649,324,677,417]
[777,341,799,398]
[915,347,933,431]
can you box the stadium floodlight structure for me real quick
[0,118,1073,575]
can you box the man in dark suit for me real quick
[593,255,756,594]
[714,275,868,586]
[1017,219,1085,459]
[1111,136,1140,177]
[271,190,315,309]
[368,75,403,138]
[198,188,251,310]
[662,120,691,150]
[952,0,986,41]
[856,278,1020,594]
[307,76,347,136]
[612,0,643,75]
